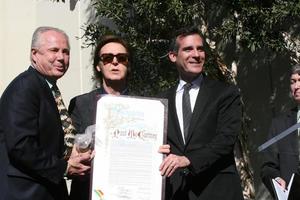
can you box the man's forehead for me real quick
[290,73,300,79]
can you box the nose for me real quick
[296,81,300,89]
[191,49,200,57]
[112,56,119,65]
[56,51,64,60]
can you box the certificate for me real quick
[91,95,167,200]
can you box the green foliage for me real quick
[82,0,209,95]
[81,0,300,95]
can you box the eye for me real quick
[49,48,59,52]
[63,49,70,55]
[182,47,193,52]
[197,46,204,52]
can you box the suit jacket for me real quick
[159,76,244,200]
[0,67,68,200]
[68,88,133,200]
[260,107,299,197]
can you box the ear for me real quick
[96,65,101,72]
[168,51,177,63]
[31,49,38,63]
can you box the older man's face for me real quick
[31,30,70,80]
[290,73,300,104]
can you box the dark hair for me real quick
[93,35,131,82]
[291,64,300,75]
[169,26,206,52]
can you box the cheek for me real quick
[291,85,295,93]
[64,56,70,63]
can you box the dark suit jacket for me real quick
[68,88,129,200]
[0,67,68,200]
[159,76,244,200]
[260,107,299,197]
[68,88,104,200]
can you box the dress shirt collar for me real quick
[176,73,203,93]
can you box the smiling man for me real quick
[261,64,300,198]
[158,26,244,200]
[0,26,91,200]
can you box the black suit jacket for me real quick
[260,107,299,197]
[68,88,104,200]
[0,67,68,200]
[159,76,243,200]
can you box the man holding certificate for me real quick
[158,26,244,200]
[68,35,131,200]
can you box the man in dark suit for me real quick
[68,35,130,200]
[158,26,244,200]
[0,26,91,200]
[260,64,300,198]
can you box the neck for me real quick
[102,79,127,95]
[181,73,202,83]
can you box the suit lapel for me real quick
[185,77,212,144]
[284,108,298,152]
[168,87,185,147]
[29,67,58,110]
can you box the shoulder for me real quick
[156,86,177,99]
[272,107,297,122]
[71,89,100,102]
[201,76,240,102]
[69,88,100,109]
[203,76,238,91]
[1,68,46,98]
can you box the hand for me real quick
[66,145,93,177]
[158,144,170,154]
[275,177,286,190]
[159,154,190,177]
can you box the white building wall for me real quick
[0,0,95,106]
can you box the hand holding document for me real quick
[272,173,300,200]
[91,95,167,200]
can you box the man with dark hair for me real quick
[261,64,300,198]
[158,26,244,200]
[68,35,131,200]
[0,26,91,200]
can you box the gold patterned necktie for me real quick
[52,84,76,159]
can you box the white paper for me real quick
[91,95,166,200]
[272,173,295,200]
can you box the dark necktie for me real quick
[52,85,76,159]
[182,83,193,141]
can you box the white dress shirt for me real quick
[175,74,203,143]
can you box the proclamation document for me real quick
[91,95,167,200]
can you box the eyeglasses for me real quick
[100,53,129,64]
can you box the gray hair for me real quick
[31,26,70,50]
[291,64,300,75]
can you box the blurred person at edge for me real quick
[261,64,300,198]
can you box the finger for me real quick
[158,145,170,153]
[165,162,176,177]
